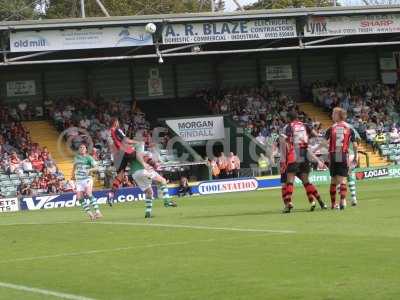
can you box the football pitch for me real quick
[1,179,399,300]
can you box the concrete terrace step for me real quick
[23,121,75,180]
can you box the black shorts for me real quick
[117,152,136,173]
[329,157,349,177]
[286,161,311,175]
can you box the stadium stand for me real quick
[301,80,398,166]
[198,85,310,137]
[0,105,67,197]
[47,96,195,186]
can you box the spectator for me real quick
[373,131,387,152]
[258,153,270,176]
[9,151,22,175]
[217,152,227,178]
[22,158,34,172]
[210,158,220,179]
[19,183,32,196]
[178,176,192,197]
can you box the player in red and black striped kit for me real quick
[281,111,327,213]
[325,107,358,210]
[107,118,139,206]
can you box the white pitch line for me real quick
[92,221,296,234]
[0,239,216,264]
[0,221,73,226]
[0,281,96,300]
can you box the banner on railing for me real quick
[19,187,156,211]
[10,26,153,52]
[162,19,297,44]
[0,198,19,213]
[304,14,400,37]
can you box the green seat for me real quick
[0,174,9,181]
[9,174,19,180]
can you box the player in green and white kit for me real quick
[129,153,176,218]
[72,144,101,220]
[347,124,361,206]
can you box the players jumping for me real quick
[107,118,139,205]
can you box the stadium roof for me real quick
[1,5,400,31]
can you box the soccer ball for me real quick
[145,23,157,34]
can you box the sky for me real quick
[224,0,258,11]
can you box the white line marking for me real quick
[0,239,216,264]
[0,281,96,300]
[91,221,296,234]
[0,221,73,226]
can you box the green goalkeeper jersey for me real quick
[74,154,96,180]
[129,158,145,174]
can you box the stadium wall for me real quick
[0,48,387,105]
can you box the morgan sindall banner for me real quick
[304,14,400,37]
[166,116,225,142]
[10,26,153,52]
[162,19,297,44]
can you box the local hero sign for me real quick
[304,14,400,37]
[162,19,297,44]
[10,26,153,52]
[166,116,225,142]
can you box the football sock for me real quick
[89,196,100,213]
[330,184,337,207]
[161,184,170,205]
[145,196,153,215]
[339,183,347,202]
[281,184,287,205]
[80,197,91,213]
[348,175,357,202]
[111,177,122,194]
[284,183,294,205]
[303,183,321,203]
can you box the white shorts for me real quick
[75,178,93,192]
[132,169,158,192]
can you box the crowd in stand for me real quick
[197,86,312,143]
[308,81,400,152]
[0,105,69,197]
[48,97,172,162]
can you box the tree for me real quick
[43,0,226,19]
[0,0,44,21]
[243,0,335,10]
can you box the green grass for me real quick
[1,179,400,300]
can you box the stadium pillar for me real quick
[84,66,91,99]
[375,48,382,84]
[129,62,136,101]
[336,52,343,83]
[213,59,221,90]
[296,54,303,97]
[41,71,47,108]
[256,58,261,88]
[172,63,178,98]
